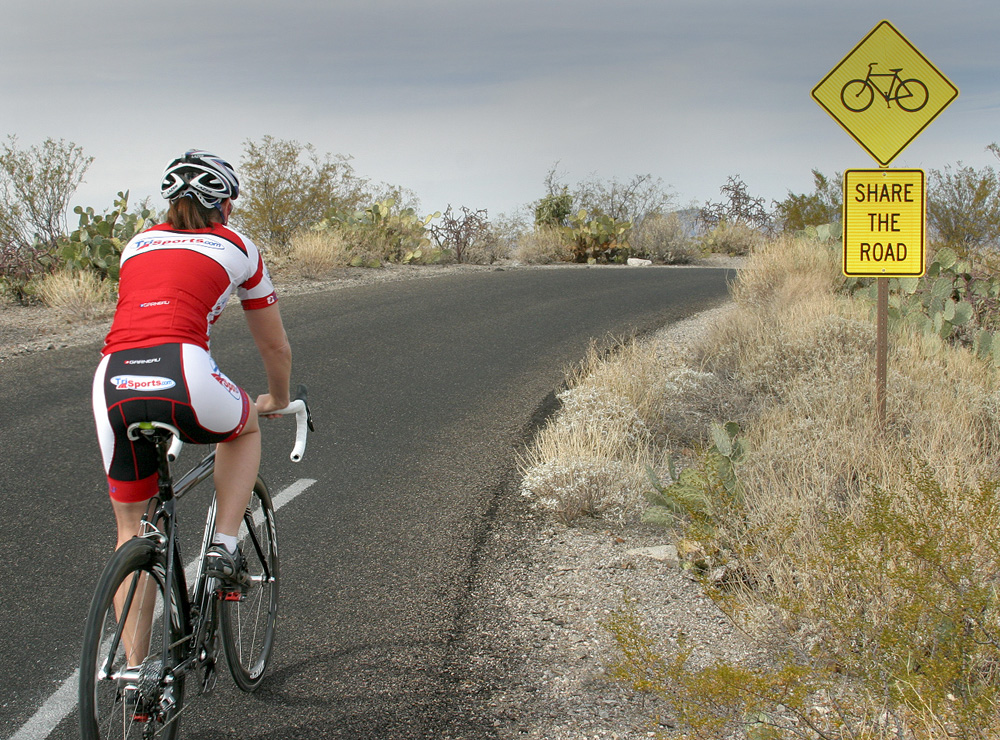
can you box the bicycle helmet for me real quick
[160,149,240,208]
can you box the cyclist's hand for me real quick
[256,393,291,419]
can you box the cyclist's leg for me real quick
[178,343,261,539]
[213,406,260,538]
[112,499,151,550]
[109,499,159,667]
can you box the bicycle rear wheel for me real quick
[841,79,874,112]
[219,476,279,691]
[79,538,187,740]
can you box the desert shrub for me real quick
[927,160,1000,260]
[0,241,50,304]
[233,136,368,254]
[36,269,115,318]
[773,169,843,233]
[629,212,701,264]
[0,136,92,303]
[609,470,1000,740]
[0,136,92,252]
[288,230,352,277]
[699,220,764,256]
[533,165,674,228]
[511,225,571,264]
[573,172,674,225]
[534,184,573,227]
[430,205,503,264]
[701,174,772,232]
[313,198,439,266]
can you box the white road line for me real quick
[8,478,317,740]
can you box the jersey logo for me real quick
[110,375,177,392]
[212,371,243,400]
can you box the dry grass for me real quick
[511,225,572,264]
[288,230,354,276]
[521,340,672,522]
[522,233,1000,736]
[36,269,115,319]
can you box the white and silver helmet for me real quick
[160,149,240,208]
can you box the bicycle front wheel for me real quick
[896,78,929,112]
[219,476,279,691]
[79,538,187,740]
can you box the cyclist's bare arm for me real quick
[245,303,292,413]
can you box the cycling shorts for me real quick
[92,343,250,502]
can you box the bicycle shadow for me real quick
[179,638,516,740]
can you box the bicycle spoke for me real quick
[219,478,279,691]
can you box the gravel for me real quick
[1,261,746,737]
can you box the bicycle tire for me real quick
[896,78,929,112]
[219,476,279,691]
[840,79,874,112]
[79,538,187,740]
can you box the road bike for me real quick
[78,386,314,739]
[840,62,929,113]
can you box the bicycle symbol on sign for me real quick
[840,62,929,113]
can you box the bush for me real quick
[533,165,675,228]
[0,242,50,304]
[700,174,772,232]
[699,220,763,256]
[773,169,843,233]
[233,136,368,254]
[36,269,114,318]
[511,225,571,264]
[0,136,92,253]
[927,160,1000,261]
[0,136,92,303]
[629,213,701,264]
[312,198,439,266]
[430,205,501,264]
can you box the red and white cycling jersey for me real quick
[102,223,277,354]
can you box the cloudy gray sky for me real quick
[2,0,997,220]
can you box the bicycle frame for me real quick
[131,431,223,698]
[863,63,905,103]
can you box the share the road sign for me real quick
[843,169,925,277]
[812,20,958,166]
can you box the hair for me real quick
[166,196,222,230]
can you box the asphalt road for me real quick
[0,265,733,740]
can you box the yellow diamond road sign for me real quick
[843,169,925,277]
[813,20,958,166]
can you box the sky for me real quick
[1,0,998,222]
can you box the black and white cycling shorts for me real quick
[92,343,250,502]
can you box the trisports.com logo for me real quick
[110,375,177,392]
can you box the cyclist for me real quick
[92,149,292,590]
